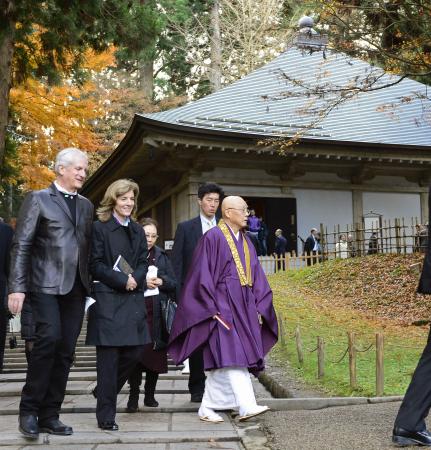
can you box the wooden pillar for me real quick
[188,182,199,219]
[420,191,429,224]
[352,190,363,225]
[171,193,177,238]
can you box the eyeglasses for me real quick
[226,207,250,215]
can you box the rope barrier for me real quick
[328,347,349,364]
[354,343,374,353]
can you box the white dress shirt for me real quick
[200,214,217,234]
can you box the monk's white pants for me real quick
[201,367,258,416]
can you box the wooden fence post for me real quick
[376,332,384,396]
[295,325,304,366]
[317,336,325,379]
[279,314,286,346]
[348,332,357,389]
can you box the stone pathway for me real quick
[0,329,271,449]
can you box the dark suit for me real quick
[303,234,318,266]
[9,183,93,421]
[0,222,13,371]
[395,186,431,431]
[171,216,206,397]
[274,235,287,271]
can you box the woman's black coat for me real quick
[150,246,177,349]
[86,216,151,347]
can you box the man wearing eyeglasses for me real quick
[171,182,224,403]
[169,196,278,423]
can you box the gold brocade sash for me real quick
[218,219,253,287]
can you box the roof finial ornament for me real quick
[292,15,328,57]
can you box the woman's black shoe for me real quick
[98,422,119,431]
[127,389,139,412]
[126,400,138,413]
[144,397,159,407]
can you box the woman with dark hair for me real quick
[86,179,151,431]
[126,218,177,412]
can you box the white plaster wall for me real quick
[362,192,421,222]
[293,189,354,252]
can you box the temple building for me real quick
[82,45,431,254]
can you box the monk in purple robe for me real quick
[168,196,278,423]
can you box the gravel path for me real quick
[261,401,402,450]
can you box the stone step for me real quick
[0,412,241,447]
[4,349,96,356]
[0,372,188,383]
[0,393,201,415]
[0,379,190,397]
[2,364,182,372]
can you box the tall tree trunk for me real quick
[0,25,15,173]
[139,59,154,100]
[209,0,222,92]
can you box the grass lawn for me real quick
[268,265,429,397]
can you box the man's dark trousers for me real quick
[20,277,85,421]
[188,348,205,396]
[394,326,431,431]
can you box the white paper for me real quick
[144,265,159,297]
[113,255,122,272]
[9,314,21,333]
[85,296,96,313]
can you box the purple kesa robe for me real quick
[168,226,278,374]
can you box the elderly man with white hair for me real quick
[8,148,94,439]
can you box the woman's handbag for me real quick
[160,297,177,333]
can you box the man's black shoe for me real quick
[18,415,39,439]
[190,393,203,403]
[392,427,431,446]
[98,422,119,431]
[39,418,73,436]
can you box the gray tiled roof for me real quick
[144,47,431,147]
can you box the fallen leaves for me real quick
[271,253,429,326]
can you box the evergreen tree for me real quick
[0,0,163,168]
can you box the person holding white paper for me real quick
[126,218,177,412]
[86,179,150,431]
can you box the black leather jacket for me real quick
[8,183,93,295]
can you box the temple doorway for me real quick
[244,197,297,255]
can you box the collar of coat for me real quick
[105,215,140,234]
[49,182,83,199]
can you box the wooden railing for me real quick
[259,252,322,274]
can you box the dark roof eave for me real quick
[82,113,431,196]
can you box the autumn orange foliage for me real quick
[10,77,108,190]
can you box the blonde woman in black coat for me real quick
[126,218,177,412]
[86,179,152,431]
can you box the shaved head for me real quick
[221,196,246,215]
[221,196,249,232]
